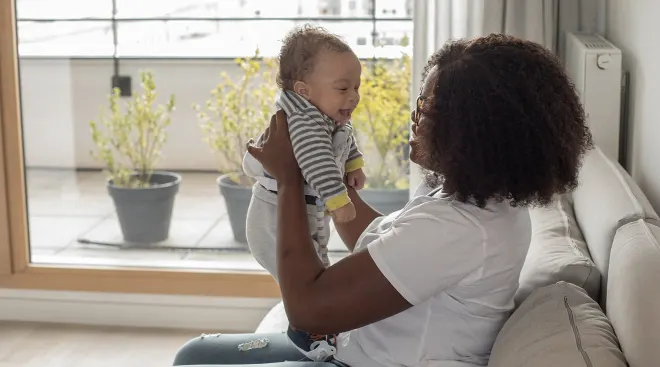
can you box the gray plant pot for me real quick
[218,174,252,244]
[107,171,181,243]
[360,188,409,215]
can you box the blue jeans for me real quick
[173,332,345,367]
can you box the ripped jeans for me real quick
[172,332,347,367]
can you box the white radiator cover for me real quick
[565,33,623,162]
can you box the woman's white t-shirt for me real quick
[334,187,531,367]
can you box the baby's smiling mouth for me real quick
[338,109,352,120]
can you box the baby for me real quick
[242,25,365,360]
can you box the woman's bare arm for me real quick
[276,177,410,335]
[248,111,411,335]
[333,185,382,252]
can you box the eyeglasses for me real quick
[414,95,426,124]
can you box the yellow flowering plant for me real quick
[195,49,278,186]
[89,71,175,188]
[353,55,412,189]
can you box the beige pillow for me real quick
[606,219,660,367]
[489,282,627,367]
[572,147,659,305]
[255,301,288,333]
[515,195,600,305]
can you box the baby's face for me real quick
[298,51,361,125]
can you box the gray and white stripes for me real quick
[279,91,352,205]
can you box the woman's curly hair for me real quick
[419,34,593,207]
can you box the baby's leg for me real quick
[311,215,332,266]
[246,187,331,281]
[245,193,279,282]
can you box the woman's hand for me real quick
[246,110,302,185]
[331,202,356,223]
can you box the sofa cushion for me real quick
[606,219,660,367]
[572,147,659,305]
[489,282,627,367]
[515,195,600,305]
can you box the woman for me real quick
[173,34,592,367]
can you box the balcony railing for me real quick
[16,0,413,59]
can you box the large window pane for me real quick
[16,0,112,19]
[17,56,351,270]
[17,21,114,57]
[116,20,289,57]
[19,58,279,270]
[16,0,412,272]
[116,0,245,19]
[115,0,388,19]
[115,20,387,58]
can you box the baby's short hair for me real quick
[277,24,353,90]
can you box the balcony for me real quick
[16,1,413,270]
[27,168,349,270]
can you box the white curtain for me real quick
[408,0,602,192]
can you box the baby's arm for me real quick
[288,110,355,222]
[345,132,365,173]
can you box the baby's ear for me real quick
[293,81,311,100]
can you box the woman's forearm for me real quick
[276,179,408,334]
[276,178,327,325]
[334,186,381,252]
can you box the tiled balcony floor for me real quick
[26,169,348,271]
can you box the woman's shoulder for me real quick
[398,193,528,238]
[394,195,481,237]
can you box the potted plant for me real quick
[353,55,412,214]
[195,50,277,243]
[89,71,179,243]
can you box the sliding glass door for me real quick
[0,0,414,296]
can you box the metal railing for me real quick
[15,0,413,94]
[16,0,413,58]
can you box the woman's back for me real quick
[335,190,531,367]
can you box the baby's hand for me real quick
[347,168,367,190]
[331,202,356,223]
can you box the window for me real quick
[1,0,413,296]
[16,0,413,58]
[18,21,114,57]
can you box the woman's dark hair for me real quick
[419,34,593,207]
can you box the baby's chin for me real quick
[333,109,353,125]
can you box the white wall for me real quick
[19,58,247,170]
[0,288,280,332]
[19,58,400,174]
[606,0,660,209]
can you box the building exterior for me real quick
[17,0,412,58]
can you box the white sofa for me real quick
[256,147,660,366]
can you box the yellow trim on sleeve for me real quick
[325,192,351,212]
[345,156,365,173]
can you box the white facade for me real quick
[16,0,412,58]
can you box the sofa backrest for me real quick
[571,147,659,306]
[606,219,660,367]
